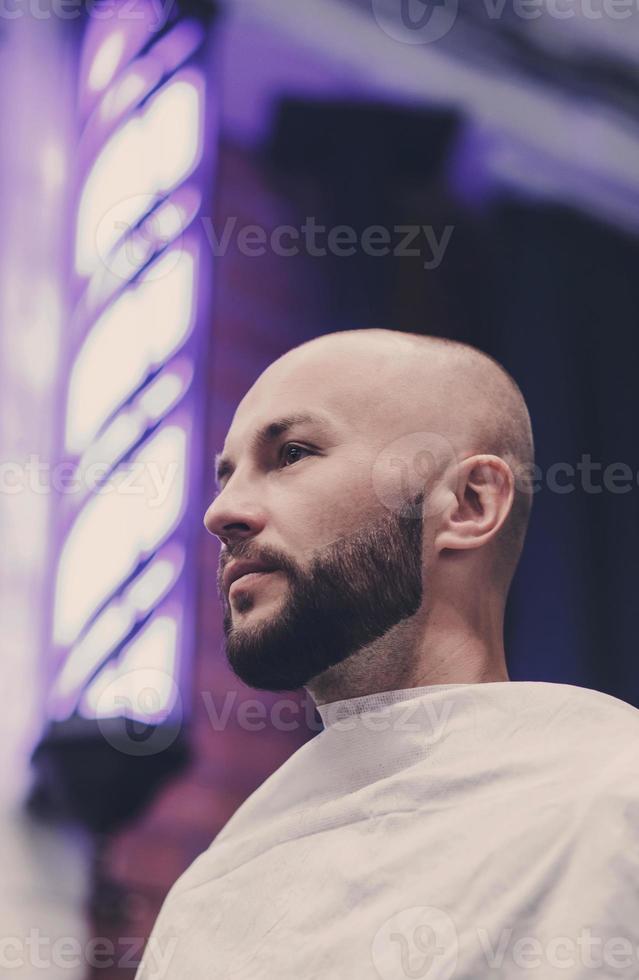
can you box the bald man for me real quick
[136,330,639,980]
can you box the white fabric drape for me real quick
[136,681,639,979]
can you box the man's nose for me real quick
[203,487,267,546]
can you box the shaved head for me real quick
[374,329,535,575]
[255,328,534,579]
[206,327,534,695]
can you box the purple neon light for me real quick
[46,7,217,726]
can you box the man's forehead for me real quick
[217,333,458,466]
[224,349,363,447]
[246,335,399,402]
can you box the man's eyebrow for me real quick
[214,413,334,487]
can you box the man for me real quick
[136,329,639,979]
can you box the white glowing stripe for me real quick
[138,367,191,421]
[65,247,196,455]
[49,545,185,717]
[75,77,202,277]
[96,21,205,128]
[134,424,189,550]
[49,604,135,714]
[84,186,202,312]
[78,615,179,721]
[49,545,185,716]
[152,195,195,243]
[127,553,184,614]
[99,70,149,125]
[77,410,147,485]
[53,424,188,647]
[87,32,126,93]
[74,361,193,482]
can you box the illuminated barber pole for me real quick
[32,6,218,827]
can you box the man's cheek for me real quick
[306,494,381,550]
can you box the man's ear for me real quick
[434,455,514,553]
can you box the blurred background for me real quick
[1,0,638,975]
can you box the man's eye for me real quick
[278,443,312,467]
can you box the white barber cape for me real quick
[136,681,639,980]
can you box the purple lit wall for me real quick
[0,16,91,979]
[0,17,73,805]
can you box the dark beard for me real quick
[218,493,425,692]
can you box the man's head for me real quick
[204,329,534,695]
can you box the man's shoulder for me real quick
[527,681,639,758]
[511,680,639,735]
[465,681,639,815]
[210,730,324,844]
[537,683,639,810]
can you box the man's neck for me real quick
[306,602,509,708]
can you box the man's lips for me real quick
[229,570,278,594]
[223,560,279,594]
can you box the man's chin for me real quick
[227,593,287,626]
[223,593,292,660]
